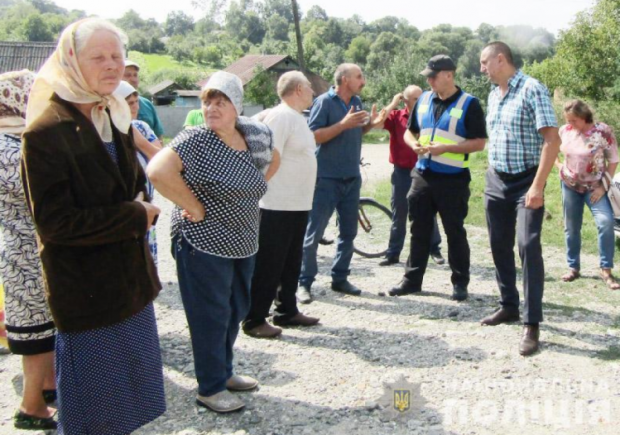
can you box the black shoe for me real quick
[331,280,362,296]
[452,285,468,301]
[14,411,57,431]
[388,283,421,296]
[431,252,445,265]
[379,256,399,266]
[297,285,313,304]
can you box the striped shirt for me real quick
[486,70,557,174]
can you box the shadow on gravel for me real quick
[154,282,183,312]
[287,325,488,369]
[142,384,459,435]
[319,292,497,324]
[146,331,460,435]
[542,301,617,325]
[159,332,296,387]
[541,323,620,361]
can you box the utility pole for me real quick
[291,0,305,71]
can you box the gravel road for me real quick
[2,143,620,435]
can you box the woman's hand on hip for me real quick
[182,205,206,223]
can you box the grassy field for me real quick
[141,53,183,71]
[362,150,601,255]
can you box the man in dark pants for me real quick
[479,42,560,356]
[242,71,320,338]
[378,85,444,267]
[389,55,487,301]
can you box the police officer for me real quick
[389,55,487,301]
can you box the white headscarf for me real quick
[203,71,244,116]
[26,19,131,142]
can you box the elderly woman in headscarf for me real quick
[20,18,165,434]
[147,71,278,413]
[114,80,162,264]
[0,70,57,431]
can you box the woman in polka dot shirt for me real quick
[148,71,279,413]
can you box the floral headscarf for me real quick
[0,69,35,135]
[25,18,131,142]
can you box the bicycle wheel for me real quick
[353,197,392,258]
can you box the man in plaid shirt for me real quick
[479,42,561,356]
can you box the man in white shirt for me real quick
[243,71,320,338]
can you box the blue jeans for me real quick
[172,235,255,396]
[561,181,615,270]
[387,166,441,259]
[300,176,361,286]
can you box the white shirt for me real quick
[257,103,317,211]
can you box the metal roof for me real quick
[0,41,56,74]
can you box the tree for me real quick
[225,1,265,44]
[116,9,147,31]
[244,65,279,108]
[261,0,295,23]
[20,13,52,41]
[457,39,485,78]
[28,0,64,14]
[265,14,289,41]
[345,36,371,65]
[164,11,195,37]
[366,31,404,70]
[525,0,620,100]
[306,5,327,21]
[419,25,471,60]
[475,23,497,44]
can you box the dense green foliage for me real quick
[0,0,559,105]
[524,0,620,132]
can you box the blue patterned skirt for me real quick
[55,303,166,435]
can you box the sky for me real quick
[52,0,595,35]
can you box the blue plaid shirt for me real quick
[486,70,557,174]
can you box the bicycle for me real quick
[320,159,393,258]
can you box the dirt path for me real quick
[1,144,619,435]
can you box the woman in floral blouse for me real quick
[556,100,620,289]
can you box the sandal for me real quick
[14,410,57,430]
[601,270,620,290]
[561,269,580,282]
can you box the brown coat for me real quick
[21,94,161,333]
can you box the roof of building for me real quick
[175,90,202,97]
[148,79,182,96]
[0,41,56,74]
[196,55,330,95]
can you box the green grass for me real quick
[362,130,389,144]
[363,150,601,254]
[140,53,183,71]
[596,345,620,361]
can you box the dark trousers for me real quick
[387,165,442,259]
[172,235,255,396]
[244,209,308,330]
[403,169,471,290]
[484,168,545,324]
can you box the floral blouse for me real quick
[559,122,619,193]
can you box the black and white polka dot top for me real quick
[170,117,273,258]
